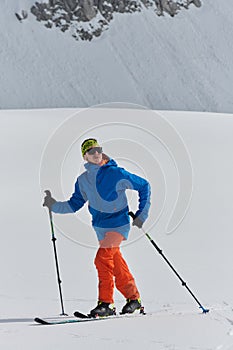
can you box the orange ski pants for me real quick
[94,231,140,304]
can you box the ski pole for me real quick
[44,190,68,316]
[128,212,209,314]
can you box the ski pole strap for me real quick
[128,211,136,220]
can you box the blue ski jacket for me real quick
[52,157,151,241]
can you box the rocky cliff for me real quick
[16,0,202,41]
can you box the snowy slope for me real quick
[1,1,233,112]
[1,108,233,349]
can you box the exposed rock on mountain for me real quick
[29,0,202,41]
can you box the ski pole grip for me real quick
[128,211,136,220]
[44,190,52,217]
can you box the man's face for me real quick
[84,146,103,164]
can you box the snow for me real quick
[1,1,233,112]
[1,107,233,349]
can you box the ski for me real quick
[73,311,90,319]
[34,316,107,325]
[34,308,146,325]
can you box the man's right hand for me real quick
[132,216,143,229]
[43,190,56,210]
[128,211,144,229]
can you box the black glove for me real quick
[132,216,143,229]
[43,190,56,210]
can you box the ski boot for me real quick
[121,298,144,314]
[90,301,116,318]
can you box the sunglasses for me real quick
[86,147,103,155]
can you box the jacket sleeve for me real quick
[119,168,151,222]
[51,178,87,214]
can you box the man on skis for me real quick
[43,138,151,317]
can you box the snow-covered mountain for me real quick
[1,108,233,349]
[1,1,233,112]
[17,0,201,42]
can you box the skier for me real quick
[43,138,151,317]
